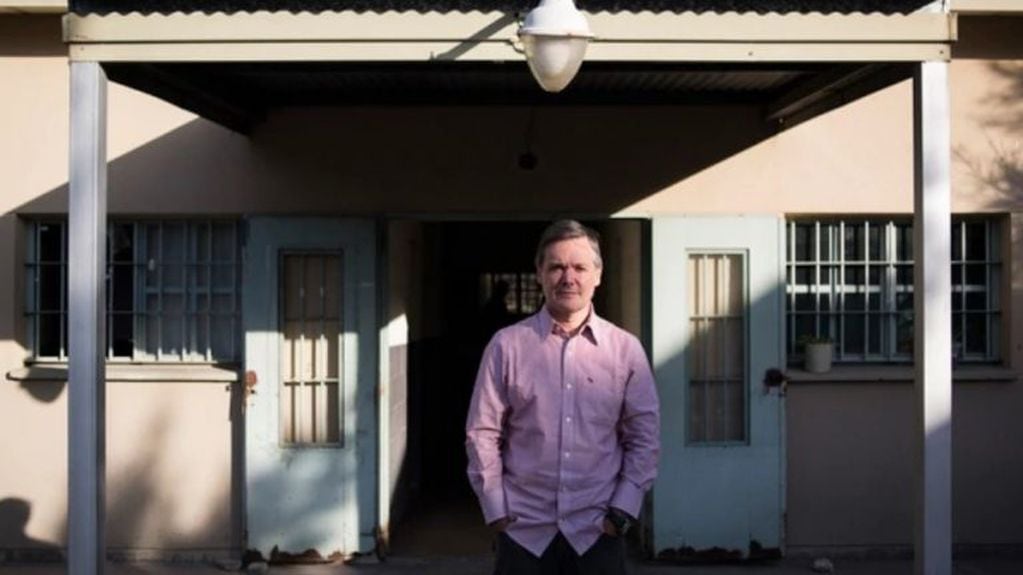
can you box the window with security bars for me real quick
[786,218,1002,364]
[279,252,343,446]
[25,220,241,362]
[479,272,542,315]
[687,253,747,445]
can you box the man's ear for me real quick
[595,267,603,287]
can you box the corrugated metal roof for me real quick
[71,0,937,16]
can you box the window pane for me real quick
[794,224,813,262]
[895,224,913,262]
[110,264,133,312]
[966,264,986,286]
[820,225,833,262]
[952,222,962,261]
[965,222,986,261]
[844,224,864,261]
[896,313,914,355]
[964,314,987,355]
[868,224,884,261]
[38,264,62,312]
[111,313,133,357]
[786,218,998,364]
[212,222,236,262]
[794,314,815,344]
[843,314,865,355]
[845,266,864,286]
[162,222,186,263]
[867,316,883,355]
[846,293,865,311]
[896,265,912,286]
[795,293,814,312]
[280,252,343,446]
[966,291,987,311]
[38,314,61,357]
[39,223,64,262]
[194,223,211,263]
[110,224,133,262]
[688,253,745,444]
[896,292,913,312]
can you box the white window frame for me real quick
[785,217,1002,364]
[25,219,242,363]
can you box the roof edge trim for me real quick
[952,0,1023,14]
[65,11,955,44]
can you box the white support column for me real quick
[912,60,952,575]
[68,61,108,575]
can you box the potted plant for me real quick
[799,334,834,373]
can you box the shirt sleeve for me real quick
[610,336,661,518]
[465,336,510,524]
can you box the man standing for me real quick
[466,220,660,574]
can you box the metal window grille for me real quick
[785,218,1001,363]
[279,252,343,446]
[479,272,542,315]
[25,220,242,362]
[687,252,747,445]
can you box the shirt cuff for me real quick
[479,487,508,524]
[610,480,644,519]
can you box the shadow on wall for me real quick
[0,499,62,561]
[3,100,776,561]
[13,104,776,218]
[951,18,1023,211]
[953,65,1023,208]
[0,15,65,57]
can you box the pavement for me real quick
[2,555,1023,575]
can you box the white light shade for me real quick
[519,0,593,93]
[520,35,589,93]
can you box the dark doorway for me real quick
[387,219,644,557]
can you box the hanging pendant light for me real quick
[518,0,594,93]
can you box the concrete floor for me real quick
[2,556,1023,575]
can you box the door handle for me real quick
[762,368,787,396]
[244,370,258,399]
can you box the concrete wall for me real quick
[2,11,1022,553]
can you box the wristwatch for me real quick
[605,507,634,536]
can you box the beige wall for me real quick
[2,12,1023,553]
[785,15,1023,550]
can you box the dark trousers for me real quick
[493,531,628,575]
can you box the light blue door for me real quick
[651,216,785,557]
[243,217,377,559]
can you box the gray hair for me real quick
[534,220,603,269]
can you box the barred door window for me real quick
[786,218,1001,364]
[688,252,747,444]
[25,220,242,362]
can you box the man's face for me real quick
[537,237,602,321]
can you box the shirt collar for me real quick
[538,305,601,345]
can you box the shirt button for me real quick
[564,452,571,459]
[566,383,573,389]
[565,416,572,423]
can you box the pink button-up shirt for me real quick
[466,307,660,557]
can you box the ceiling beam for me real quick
[767,63,914,129]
